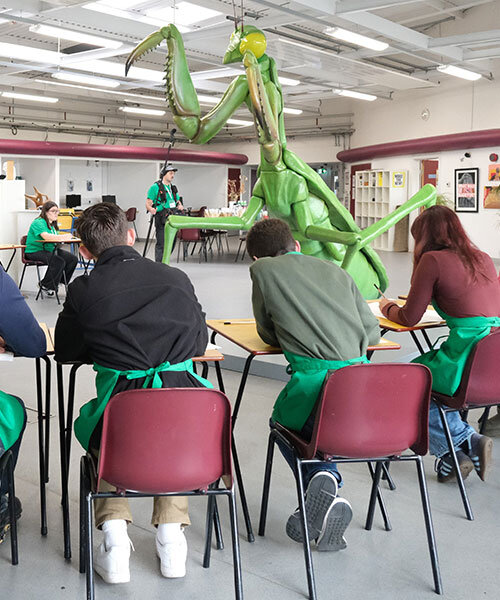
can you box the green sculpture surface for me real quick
[126,25,436,299]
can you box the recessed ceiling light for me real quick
[436,64,482,81]
[0,41,60,64]
[324,27,388,51]
[83,3,191,32]
[1,91,59,103]
[119,106,165,116]
[29,24,122,49]
[333,88,377,101]
[283,107,303,115]
[52,72,121,88]
[278,76,300,86]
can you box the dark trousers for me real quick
[25,248,78,290]
[154,211,176,262]
[0,397,27,497]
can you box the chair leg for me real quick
[7,454,18,566]
[258,432,276,537]
[295,458,317,600]
[133,222,138,236]
[366,462,392,531]
[35,266,43,301]
[365,461,383,531]
[35,357,47,537]
[228,489,244,600]
[415,456,443,595]
[478,407,491,434]
[437,405,474,520]
[235,239,243,262]
[231,435,255,542]
[79,458,89,574]
[203,490,215,568]
[18,264,27,289]
[213,499,224,550]
[86,492,95,600]
[381,461,397,490]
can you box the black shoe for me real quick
[463,433,493,481]
[435,450,474,483]
[0,495,22,544]
[38,282,55,297]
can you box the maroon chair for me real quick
[79,388,242,600]
[259,363,442,599]
[0,450,19,565]
[125,207,138,235]
[18,235,45,295]
[176,228,208,262]
[432,330,500,521]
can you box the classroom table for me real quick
[368,300,446,355]
[0,244,25,273]
[207,318,401,542]
[54,343,225,560]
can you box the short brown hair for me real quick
[76,203,128,257]
[246,218,296,259]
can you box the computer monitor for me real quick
[66,194,81,208]
[102,195,116,204]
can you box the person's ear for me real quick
[294,240,301,252]
[79,245,94,261]
[126,228,136,247]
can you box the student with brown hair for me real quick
[380,205,500,482]
[24,201,77,293]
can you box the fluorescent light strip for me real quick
[278,76,300,86]
[52,71,120,88]
[35,78,166,103]
[0,41,60,63]
[83,3,191,33]
[333,88,377,101]
[145,2,222,26]
[119,106,165,116]
[437,64,481,81]
[283,107,303,115]
[278,37,334,57]
[1,91,59,103]
[227,118,253,126]
[29,24,123,49]
[324,27,388,52]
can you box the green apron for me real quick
[412,303,500,396]
[272,351,370,431]
[74,359,213,450]
[0,390,25,451]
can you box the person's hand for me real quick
[176,201,184,211]
[379,298,393,313]
[60,233,74,242]
[148,207,157,215]
[0,336,6,353]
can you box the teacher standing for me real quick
[146,163,184,262]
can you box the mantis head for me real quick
[223,25,267,64]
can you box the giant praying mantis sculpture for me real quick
[126,24,436,298]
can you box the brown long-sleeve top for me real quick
[381,249,500,326]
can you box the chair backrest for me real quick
[307,363,432,459]
[58,214,74,231]
[125,207,137,222]
[98,388,232,494]
[179,228,201,241]
[20,235,32,264]
[442,329,500,408]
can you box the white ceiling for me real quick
[0,0,498,144]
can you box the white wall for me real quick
[0,156,57,206]
[173,164,227,210]
[59,159,108,204]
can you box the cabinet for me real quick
[354,169,408,251]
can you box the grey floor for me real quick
[1,237,500,599]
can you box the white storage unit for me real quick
[354,169,408,251]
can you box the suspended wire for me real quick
[231,0,238,30]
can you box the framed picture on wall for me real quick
[455,168,479,213]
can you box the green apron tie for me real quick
[412,303,500,396]
[75,358,213,450]
[272,351,369,431]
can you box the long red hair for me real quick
[411,205,488,280]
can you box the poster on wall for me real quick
[487,164,500,182]
[484,186,500,209]
[67,179,74,192]
[454,168,479,213]
[86,180,93,192]
[392,171,406,187]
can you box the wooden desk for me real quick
[55,347,225,560]
[207,318,401,543]
[0,244,25,273]
[367,300,446,355]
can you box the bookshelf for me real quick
[354,169,408,251]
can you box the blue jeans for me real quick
[428,400,475,458]
[271,415,342,488]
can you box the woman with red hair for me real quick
[380,205,500,483]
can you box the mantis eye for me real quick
[239,32,266,58]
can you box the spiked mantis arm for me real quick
[306,184,438,270]
[162,190,265,263]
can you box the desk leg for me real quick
[57,362,72,560]
[409,331,425,355]
[421,329,434,352]
[42,356,51,484]
[209,332,225,393]
[5,248,17,273]
[35,358,47,536]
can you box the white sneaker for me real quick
[93,540,132,584]
[155,530,187,578]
